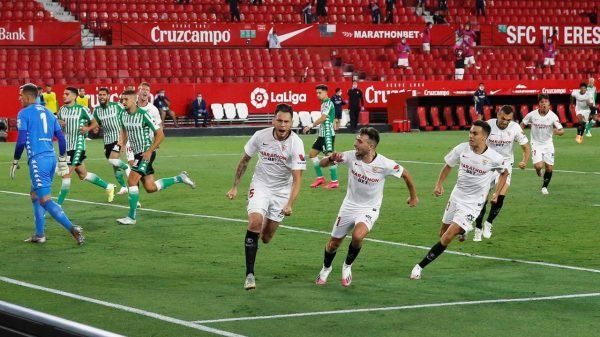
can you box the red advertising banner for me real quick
[480,24,600,46]
[0,22,81,46]
[111,23,455,47]
[0,80,581,119]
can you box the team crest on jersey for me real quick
[482,159,488,165]
[372,166,383,173]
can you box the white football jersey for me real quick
[338,151,404,210]
[138,102,162,141]
[571,90,592,112]
[244,127,306,191]
[486,119,528,163]
[445,143,506,204]
[521,110,562,146]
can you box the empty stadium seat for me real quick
[235,103,249,120]
[223,103,237,120]
[211,103,225,122]
[298,111,312,127]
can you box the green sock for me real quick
[128,186,139,219]
[57,178,71,205]
[156,176,183,191]
[114,169,126,188]
[330,164,338,182]
[118,160,129,170]
[585,120,593,133]
[312,157,323,177]
[84,172,109,189]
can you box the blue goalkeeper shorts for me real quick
[28,153,56,198]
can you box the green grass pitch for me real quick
[0,128,599,337]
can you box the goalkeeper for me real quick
[10,83,84,245]
[303,84,340,189]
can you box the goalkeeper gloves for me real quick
[9,160,19,179]
[57,156,70,177]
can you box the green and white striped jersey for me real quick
[317,98,336,138]
[120,108,160,155]
[93,102,124,144]
[58,103,92,151]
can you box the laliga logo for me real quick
[251,87,269,109]
[342,32,353,38]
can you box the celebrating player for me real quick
[303,84,339,189]
[410,121,508,280]
[57,87,115,205]
[227,104,306,290]
[11,84,84,245]
[521,94,564,195]
[315,127,418,287]
[116,90,196,225]
[473,105,530,241]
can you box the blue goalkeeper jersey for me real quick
[17,103,61,161]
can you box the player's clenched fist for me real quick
[226,187,237,200]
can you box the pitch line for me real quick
[0,276,248,337]
[192,292,600,324]
[1,190,599,275]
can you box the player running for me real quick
[81,87,131,195]
[11,84,84,245]
[57,87,115,206]
[571,82,594,143]
[227,104,306,290]
[585,77,597,137]
[116,90,196,225]
[315,127,418,287]
[410,121,508,280]
[473,105,530,241]
[521,94,564,195]
[303,84,339,189]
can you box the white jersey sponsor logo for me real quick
[521,109,562,146]
[486,119,528,163]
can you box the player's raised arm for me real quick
[434,164,452,197]
[401,169,419,207]
[227,154,252,200]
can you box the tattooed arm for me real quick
[226,154,252,200]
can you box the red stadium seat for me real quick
[444,106,460,130]
[417,106,433,131]
[430,107,447,131]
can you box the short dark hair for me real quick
[66,87,78,96]
[98,87,110,94]
[122,89,137,96]
[315,84,328,92]
[580,82,587,88]
[479,82,484,86]
[20,83,38,98]
[537,93,550,102]
[274,103,293,116]
[359,127,380,146]
[335,87,341,93]
[500,105,514,115]
[45,83,52,87]
[473,120,491,136]
[36,86,42,90]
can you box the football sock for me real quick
[344,242,362,265]
[128,186,139,219]
[84,172,109,189]
[577,121,585,136]
[42,200,73,231]
[245,230,260,275]
[323,248,337,268]
[542,171,553,188]
[475,201,488,229]
[32,198,46,237]
[585,120,593,133]
[312,157,323,178]
[486,195,505,223]
[418,241,447,268]
[114,168,126,188]
[155,176,183,191]
[57,178,71,205]
[330,164,338,182]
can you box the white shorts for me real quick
[330,207,379,239]
[126,141,134,162]
[397,58,409,67]
[455,68,465,80]
[544,57,555,66]
[531,144,555,165]
[247,184,289,223]
[422,43,430,52]
[441,198,481,233]
[494,165,512,186]
[464,56,476,65]
[576,110,591,121]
